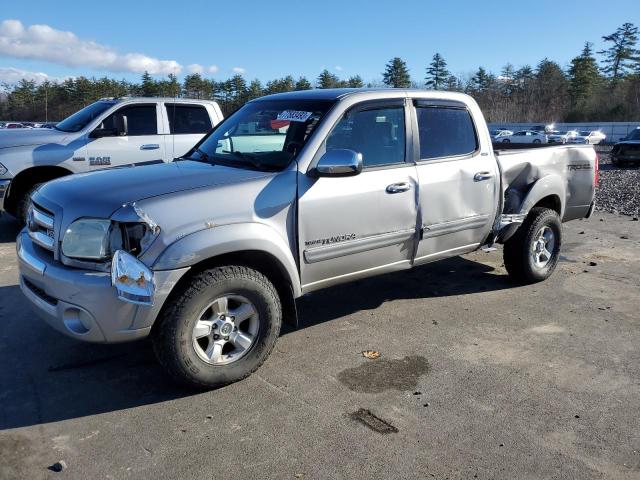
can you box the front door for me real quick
[412,100,499,264]
[298,100,419,293]
[86,103,165,169]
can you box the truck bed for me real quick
[494,144,597,223]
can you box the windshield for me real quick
[189,100,334,171]
[55,101,115,132]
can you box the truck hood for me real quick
[0,128,70,149]
[34,160,274,220]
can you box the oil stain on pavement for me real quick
[337,355,430,393]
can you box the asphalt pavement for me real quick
[0,212,638,479]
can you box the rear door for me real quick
[164,103,213,159]
[298,100,419,292]
[85,103,165,168]
[411,100,498,264]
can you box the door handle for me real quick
[474,171,494,181]
[140,144,160,150]
[386,182,411,194]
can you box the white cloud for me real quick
[0,66,57,84]
[232,67,246,74]
[186,63,204,74]
[335,65,343,71]
[0,19,182,75]
[208,65,219,74]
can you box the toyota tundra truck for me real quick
[0,97,223,224]
[16,89,597,389]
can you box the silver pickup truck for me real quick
[16,89,597,389]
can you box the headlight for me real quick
[111,250,155,305]
[62,217,160,261]
[62,219,112,260]
[0,162,7,177]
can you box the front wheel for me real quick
[502,139,511,143]
[503,207,562,284]
[153,266,282,389]
[533,139,542,144]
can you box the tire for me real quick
[533,139,541,144]
[503,207,562,284]
[502,139,510,143]
[153,266,282,389]
[15,183,41,227]
[611,157,619,167]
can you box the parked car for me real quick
[500,130,548,144]
[568,130,606,145]
[0,97,224,224]
[611,128,640,166]
[4,122,26,129]
[547,130,579,144]
[490,129,513,141]
[16,89,598,389]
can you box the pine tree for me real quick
[317,69,340,89]
[568,42,601,105]
[425,53,450,90]
[598,23,639,81]
[140,71,158,97]
[295,76,312,90]
[382,57,411,88]
[347,75,364,88]
[247,79,264,99]
[469,67,494,92]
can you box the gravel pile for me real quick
[595,149,640,217]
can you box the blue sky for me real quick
[1,0,639,85]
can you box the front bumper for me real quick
[0,179,10,213]
[17,232,189,343]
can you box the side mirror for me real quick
[114,114,128,136]
[89,127,118,138]
[310,149,363,178]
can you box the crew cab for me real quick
[0,97,223,224]
[16,89,597,389]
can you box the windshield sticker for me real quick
[277,110,313,122]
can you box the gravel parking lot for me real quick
[595,147,640,217]
[0,210,639,480]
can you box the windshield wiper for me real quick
[185,147,217,165]
[222,151,269,170]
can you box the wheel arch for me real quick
[5,165,72,215]
[150,223,301,329]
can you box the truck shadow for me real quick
[294,256,512,330]
[0,256,512,430]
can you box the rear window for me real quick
[166,104,212,134]
[416,107,478,160]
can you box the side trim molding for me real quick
[303,229,415,264]
[423,215,489,239]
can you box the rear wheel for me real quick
[503,207,561,284]
[533,139,542,144]
[153,266,282,389]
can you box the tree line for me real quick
[1,22,639,123]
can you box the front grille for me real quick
[28,202,55,252]
[23,278,58,306]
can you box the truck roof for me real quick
[98,96,219,104]
[255,88,472,103]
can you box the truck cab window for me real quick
[165,104,212,134]
[326,106,405,167]
[101,105,157,136]
[416,107,477,160]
